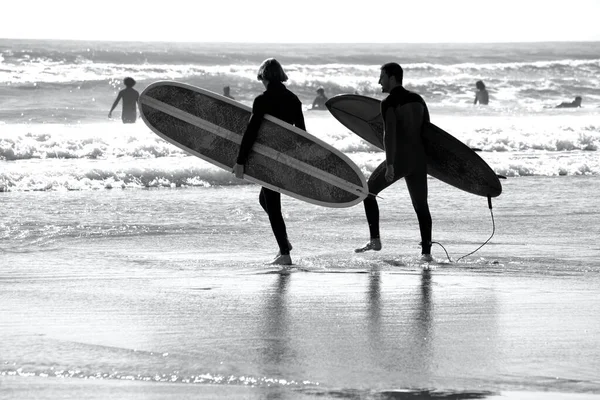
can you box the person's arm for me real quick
[108,91,123,117]
[233,98,264,178]
[295,99,306,131]
[383,106,397,181]
[474,93,478,105]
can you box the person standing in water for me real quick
[108,77,140,123]
[474,80,489,105]
[311,87,328,110]
[232,58,306,265]
[355,62,433,262]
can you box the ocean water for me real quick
[1,39,600,399]
[1,39,599,193]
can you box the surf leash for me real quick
[429,194,497,263]
[455,195,496,262]
[431,241,451,262]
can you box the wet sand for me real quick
[2,259,600,399]
[1,177,600,399]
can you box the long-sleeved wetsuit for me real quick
[364,86,432,254]
[236,81,306,255]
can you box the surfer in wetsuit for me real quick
[355,62,433,262]
[108,77,139,123]
[232,58,306,266]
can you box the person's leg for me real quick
[259,187,291,257]
[405,169,432,256]
[259,188,292,254]
[355,162,396,253]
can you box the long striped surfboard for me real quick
[139,81,369,208]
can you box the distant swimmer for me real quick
[223,86,235,100]
[555,96,582,108]
[355,62,433,262]
[108,77,140,123]
[474,80,489,105]
[232,58,306,266]
[311,87,328,110]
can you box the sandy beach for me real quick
[2,176,599,399]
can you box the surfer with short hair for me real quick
[355,62,433,262]
[109,77,140,123]
[232,58,306,266]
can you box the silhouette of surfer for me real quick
[311,87,328,110]
[474,80,489,105]
[355,62,433,262]
[223,86,234,100]
[555,96,582,108]
[108,77,139,123]
[232,58,306,266]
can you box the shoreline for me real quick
[2,375,600,400]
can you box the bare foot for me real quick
[420,254,434,263]
[270,254,292,265]
[354,238,382,253]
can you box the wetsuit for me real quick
[237,81,306,255]
[364,86,432,254]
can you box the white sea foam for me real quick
[1,112,599,192]
[1,40,599,191]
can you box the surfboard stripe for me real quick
[140,95,368,198]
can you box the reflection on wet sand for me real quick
[253,268,502,396]
[260,273,295,375]
[366,268,436,383]
[410,269,434,378]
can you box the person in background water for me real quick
[355,62,433,262]
[108,77,139,123]
[223,86,235,100]
[556,96,582,108]
[311,87,328,110]
[474,80,489,105]
[232,58,306,265]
